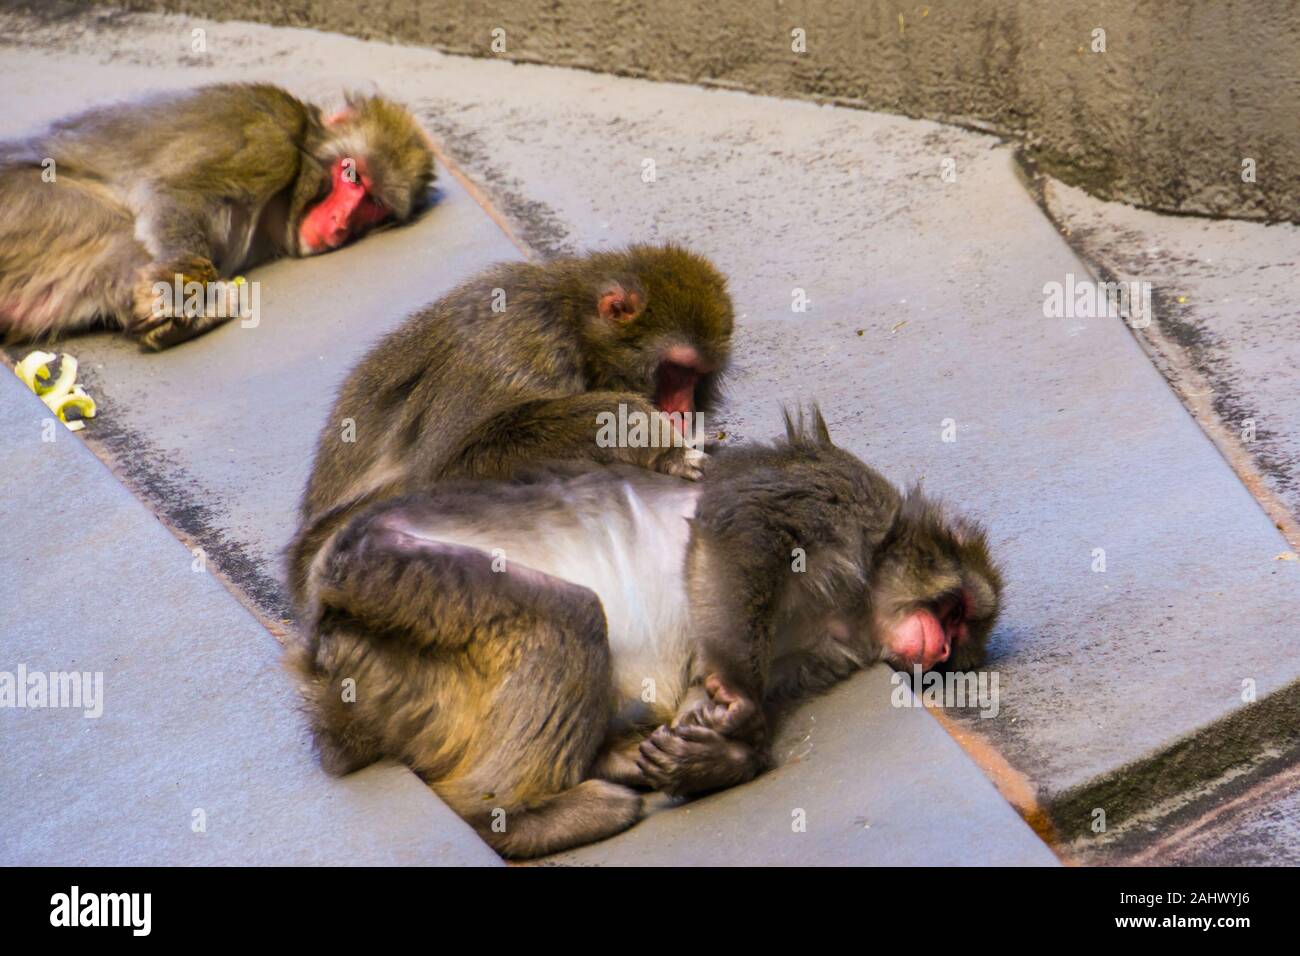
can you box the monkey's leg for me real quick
[476,779,644,859]
[311,507,644,859]
[0,170,147,342]
[448,392,706,481]
[285,619,389,777]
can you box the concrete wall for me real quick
[95,1,1300,222]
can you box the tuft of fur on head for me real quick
[324,92,436,220]
[699,404,899,611]
[780,403,835,448]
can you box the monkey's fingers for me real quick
[703,673,734,702]
[672,723,728,745]
[698,676,764,741]
[634,729,680,792]
[673,693,729,727]
[654,445,708,482]
[637,724,761,796]
[126,308,174,336]
[137,312,233,352]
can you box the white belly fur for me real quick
[416,478,702,714]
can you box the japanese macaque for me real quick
[286,243,734,608]
[0,84,434,350]
[288,409,1003,858]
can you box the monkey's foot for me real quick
[481,780,643,859]
[635,722,762,797]
[590,738,654,789]
[676,675,766,745]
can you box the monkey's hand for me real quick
[636,723,764,798]
[651,444,708,482]
[129,256,246,351]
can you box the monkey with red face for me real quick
[0,83,434,350]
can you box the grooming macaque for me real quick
[289,410,1002,858]
[287,243,734,606]
[0,84,433,350]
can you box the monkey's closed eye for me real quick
[940,594,966,625]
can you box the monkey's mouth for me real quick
[654,345,709,419]
[655,362,698,416]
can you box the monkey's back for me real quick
[390,465,703,716]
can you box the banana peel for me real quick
[14,350,57,392]
[13,350,97,431]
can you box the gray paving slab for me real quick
[1154,763,1300,867]
[279,24,1300,839]
[0,372,500,865]
[1042,177,1300,535]
[550,668,1057,866]
[0,11,1060,865]
[0,59,520,623]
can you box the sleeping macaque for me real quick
[288,409,1003,858]
[287,243,734,608]
[0,83,434,350]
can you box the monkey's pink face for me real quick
[654,344,715,421]
[298,158,391,255]
[882,594,968,671]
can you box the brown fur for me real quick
[0,83,433,349]
[286,243,735,611]
[287,409,1003,857]
[288,510,641,856]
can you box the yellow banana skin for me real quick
[13,350,97,431]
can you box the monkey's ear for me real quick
[811,404,833,446]
[597,283,642,323]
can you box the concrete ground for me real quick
[0,371,499,865]
[1,8,1297,865]
[1042,177,1300,542]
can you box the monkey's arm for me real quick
[682,527,788,732]
[634,450,846,795]
[133,98,305,267]
[622,517,788,797]
[126,104,307,349]
[444,391,705,481]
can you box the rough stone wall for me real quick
[70,0,1300,222]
